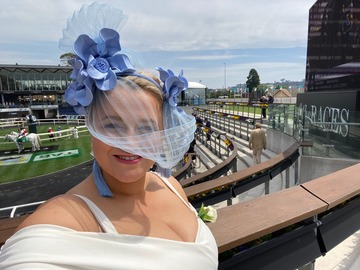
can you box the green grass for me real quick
[0,124,93,184]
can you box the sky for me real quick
[0,0,316,89]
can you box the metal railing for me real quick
[0,201,45,218]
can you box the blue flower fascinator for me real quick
[60,2,196,190]
[59,2,189,114]
[157,67,188,108]
[63,27,136,115]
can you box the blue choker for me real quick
[93,160,113,197]
[93,160,172,198]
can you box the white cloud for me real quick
[0,0,315,88]
[178,54,255,61]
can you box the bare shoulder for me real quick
[167,176,189,203]
[16,194,99,232]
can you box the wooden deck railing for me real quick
[184,141,312,208]
[172,153,194,180]
[180,142,238,187]
[0,215,29,247]
[208,162,360,269]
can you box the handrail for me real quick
[194,105,263,122]
[180,142,238,187]
[207,163,360,269]
[208,185,328,253]
[0,215,30,247]
[184,142,304,207]
[172,153,195,180]
[0,125,88,142]
[0,201,45,218]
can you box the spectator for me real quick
[48,127,55,142]
[57,126,62,139]
[187,138,197,161]
[260,95,267,118]
[205,118,211,140]
[267,93,274,104]
[267,93,274,120]
[249,123,267,164]
[195,114,203,134]
[72,126,79,139]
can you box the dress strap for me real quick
[150,172,198,214]
[74,194,118,234]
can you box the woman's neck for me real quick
[100,170,150,197]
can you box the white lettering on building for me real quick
[300,104,349,137]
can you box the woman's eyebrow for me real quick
[102,115,124,122]
[101,115,158,126]
[138,119,157,126]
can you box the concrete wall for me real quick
[266,129,296,153]
[299,156,359,183]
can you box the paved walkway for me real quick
[315,229,360,270]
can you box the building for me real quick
[298,0,360,159]
[273,88,291,98]
[179,81,207,106]
[0,64,72,119]
[0,64,207,118]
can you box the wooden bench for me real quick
[172,153,194,180]
[195,107,263,123]
[301,162,360,209]
[0,215,29,246]
[207,185,328,253]
[180,142,238,187]
[206,163,360,267]
[301,163,360,253]
[184,142,302,206]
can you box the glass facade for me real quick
[268,104,360,159]
[306,0,360,92]
[0,65,71,106]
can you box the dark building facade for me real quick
[298,0,360,159]
[0,64,72,118]
[305,0,360,92]
[0,64,207,119]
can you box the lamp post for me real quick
[224,63,227,93]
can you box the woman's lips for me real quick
[114,155,142,164]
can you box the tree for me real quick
[246,68,260,93]
[257,84,268,95]
[60,53,76,66]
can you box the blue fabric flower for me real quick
[156,67,188,107]
[65,28,135,113]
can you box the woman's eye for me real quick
[138,126,153,133]
[104,123,125,130]
[104,123,116,129]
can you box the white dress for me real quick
[0,174,218,269]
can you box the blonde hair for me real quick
[126,72,163,103]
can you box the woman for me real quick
[0,3,218,269]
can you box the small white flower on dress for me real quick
[198,203,218,223]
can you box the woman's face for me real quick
[91,90,163,183]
